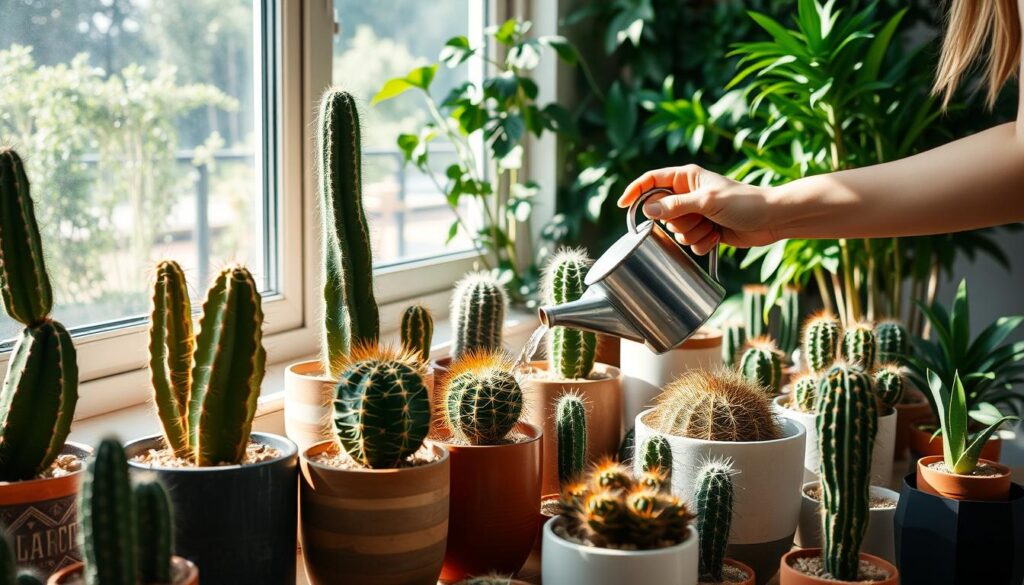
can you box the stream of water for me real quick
[515,323,549,368]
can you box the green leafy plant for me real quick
[926,371,1020,475]
[373,18,579,302]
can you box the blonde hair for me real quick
[934,0,1021,108]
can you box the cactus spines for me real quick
[742,285,767,338]
[650,369,781,442]
[450,272,507,360]
[149,260,193,458]
[555,393,588,485]
[333,345,430,468]
[400,304,434,363]
[791,373,820,413]
[841,322,876,371]
[318,88,380,379]
[738,336,783,394]
[778,286,801,357]
[544,249,596,379]
[81,438,136,585]
[190,265,266,466]
[817,363,878,581]
[640,435,673,475]
[443,351,523,445]
[803,312,842,373]
[694,459,736,582]
[875,321,908,364]
[0,148,52,327]
[721,321,746,369]
[134,481,173,584]
[873,364,904,409]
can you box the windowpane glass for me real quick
[333,0,478,266]
[0,0,272,341]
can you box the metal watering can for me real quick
[538,188,725,354]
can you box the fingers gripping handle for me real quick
[627,188,719,282]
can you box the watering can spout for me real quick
[538,288,643,343]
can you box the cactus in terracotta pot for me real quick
[555,393,587,485]
[450,273,507,360]
[400,304,434,363]
[791,373,820,413]
[742,285,767,338]
[543,249,596,379]
[0,148,79,482]
[694,459,736,583]
[874,321,908,365]
[640,435,673,474]
[443,350,523,445]
[841,322,876,371]
[803,312,841,374]
[873,364,904,409]
[738,336,783,394]
[649,369,781,442]
[721,321,746,369]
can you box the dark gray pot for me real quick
[126,432,298,585]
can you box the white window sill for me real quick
[69,308,540,447]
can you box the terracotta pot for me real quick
[522,361,623,495]
[893,388,931,459]
[701,558,756,585]
[595,333,621,367]
[439,422,542,582]
[908,422,1002,461]
[0,442,91,577]
[916,455,1012,501]
[48,556,199,585]
[778,548,898,585]
[299,440,449,585]
[794,482,899,564]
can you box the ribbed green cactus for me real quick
[0,532,43,585]
[651,369,781,442]
[81,438,136,585]
[778,286,801,357]
[443,351,523,445]
[334,347,430,468]
[450,273,506,360]
[640,435,672,475]
[817,363,878,581]
[721,321,746,369]
[555,393,587,485]
[149,260,193,458]
[803,313,841,374]
[618,427,635,465]
[544,249,596,379]
[875,321,908,364]
[742,285,767,338]
[134,481,173,585]
[873,364,904,409]
[0,149,78,482]
[791,373,819,413]
[738,337,783,394]
[318,88,380,379]
[400,304,434,363]
[694,459,735,583]
[841,322,876,371]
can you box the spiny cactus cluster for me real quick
[841,322,876,371]
[694,459,736,583]
[555,393,587,485]
[450,273,507,360]
[817,363,878,581]
[544,249,596,379]
[777,286,801,357]
[442,351,524,445]
[803,312,842,374]
[558,460,692,550]
[0,533,42,585]
[791,373,820,413]
[400,304,434,363]
[640,435,672,475]
[148,261,265,466]
[874,321,908,365]
[81,438,176,585]
[0,149,79,482]
[649,369,781,442]
[318,88,380,379]
[333,345,430,468]
[742,285,767,339]
[721,321,746,369]
[738,336,783,394]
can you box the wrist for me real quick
[762,176,823,239]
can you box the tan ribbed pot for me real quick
[299,441,450,585]
[522,361,623,495]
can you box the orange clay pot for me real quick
[439,422,542,582]
[699,558,756,585]
[48,556,199,585]
[908,422,1002,461]
[893,389,932,458]
[779,548,898,585]
[916,455,1012,501]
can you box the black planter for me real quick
[894,473,1024,585]
[126,432,298,585]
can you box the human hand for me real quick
[618,164,781,254]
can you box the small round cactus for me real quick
[555,393,588,485]
[400,304,434,363]
[640,435,673,475]
[694,459,736,583]
[841,322,876,371]
[875,320,908,364]
[649,369,781,442]
[450,272,507,360]
[738,336,783,394]
[721,320,746,369]
[873,364,905,409]
[791,373,820,413]
[803,312,841,374]
[443,350,524,445]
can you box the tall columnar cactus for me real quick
[803,312,842,374]
[81,438,136,585]
[791,373,820,413]
[651,369,781,442]
[450,273,507,360]
[544,249,596,379]
[721,321,746,369]
[742,285,767,338]
[694,459,735,583]
[841,322,876,371]
[134,481,173,585]
[443,351,523,445]
[641,435,672,474]
[738,337,783,394]
[318,88,380,379]
[0,148,78,482]
[334,346,430,468]
[873,365,904,409]
[149,260,193,458]
[875,321,908,364]
[778,286,801,357]
[817,363,878,581]
[400,304,434,363]
[555,394,587,485]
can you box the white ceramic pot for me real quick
[541,517,697,585]
[634,411,805,585]
[620,328,722,432]
[794,481,899,564]
[773,395,896,488]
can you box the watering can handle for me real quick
[628,188,719,282]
